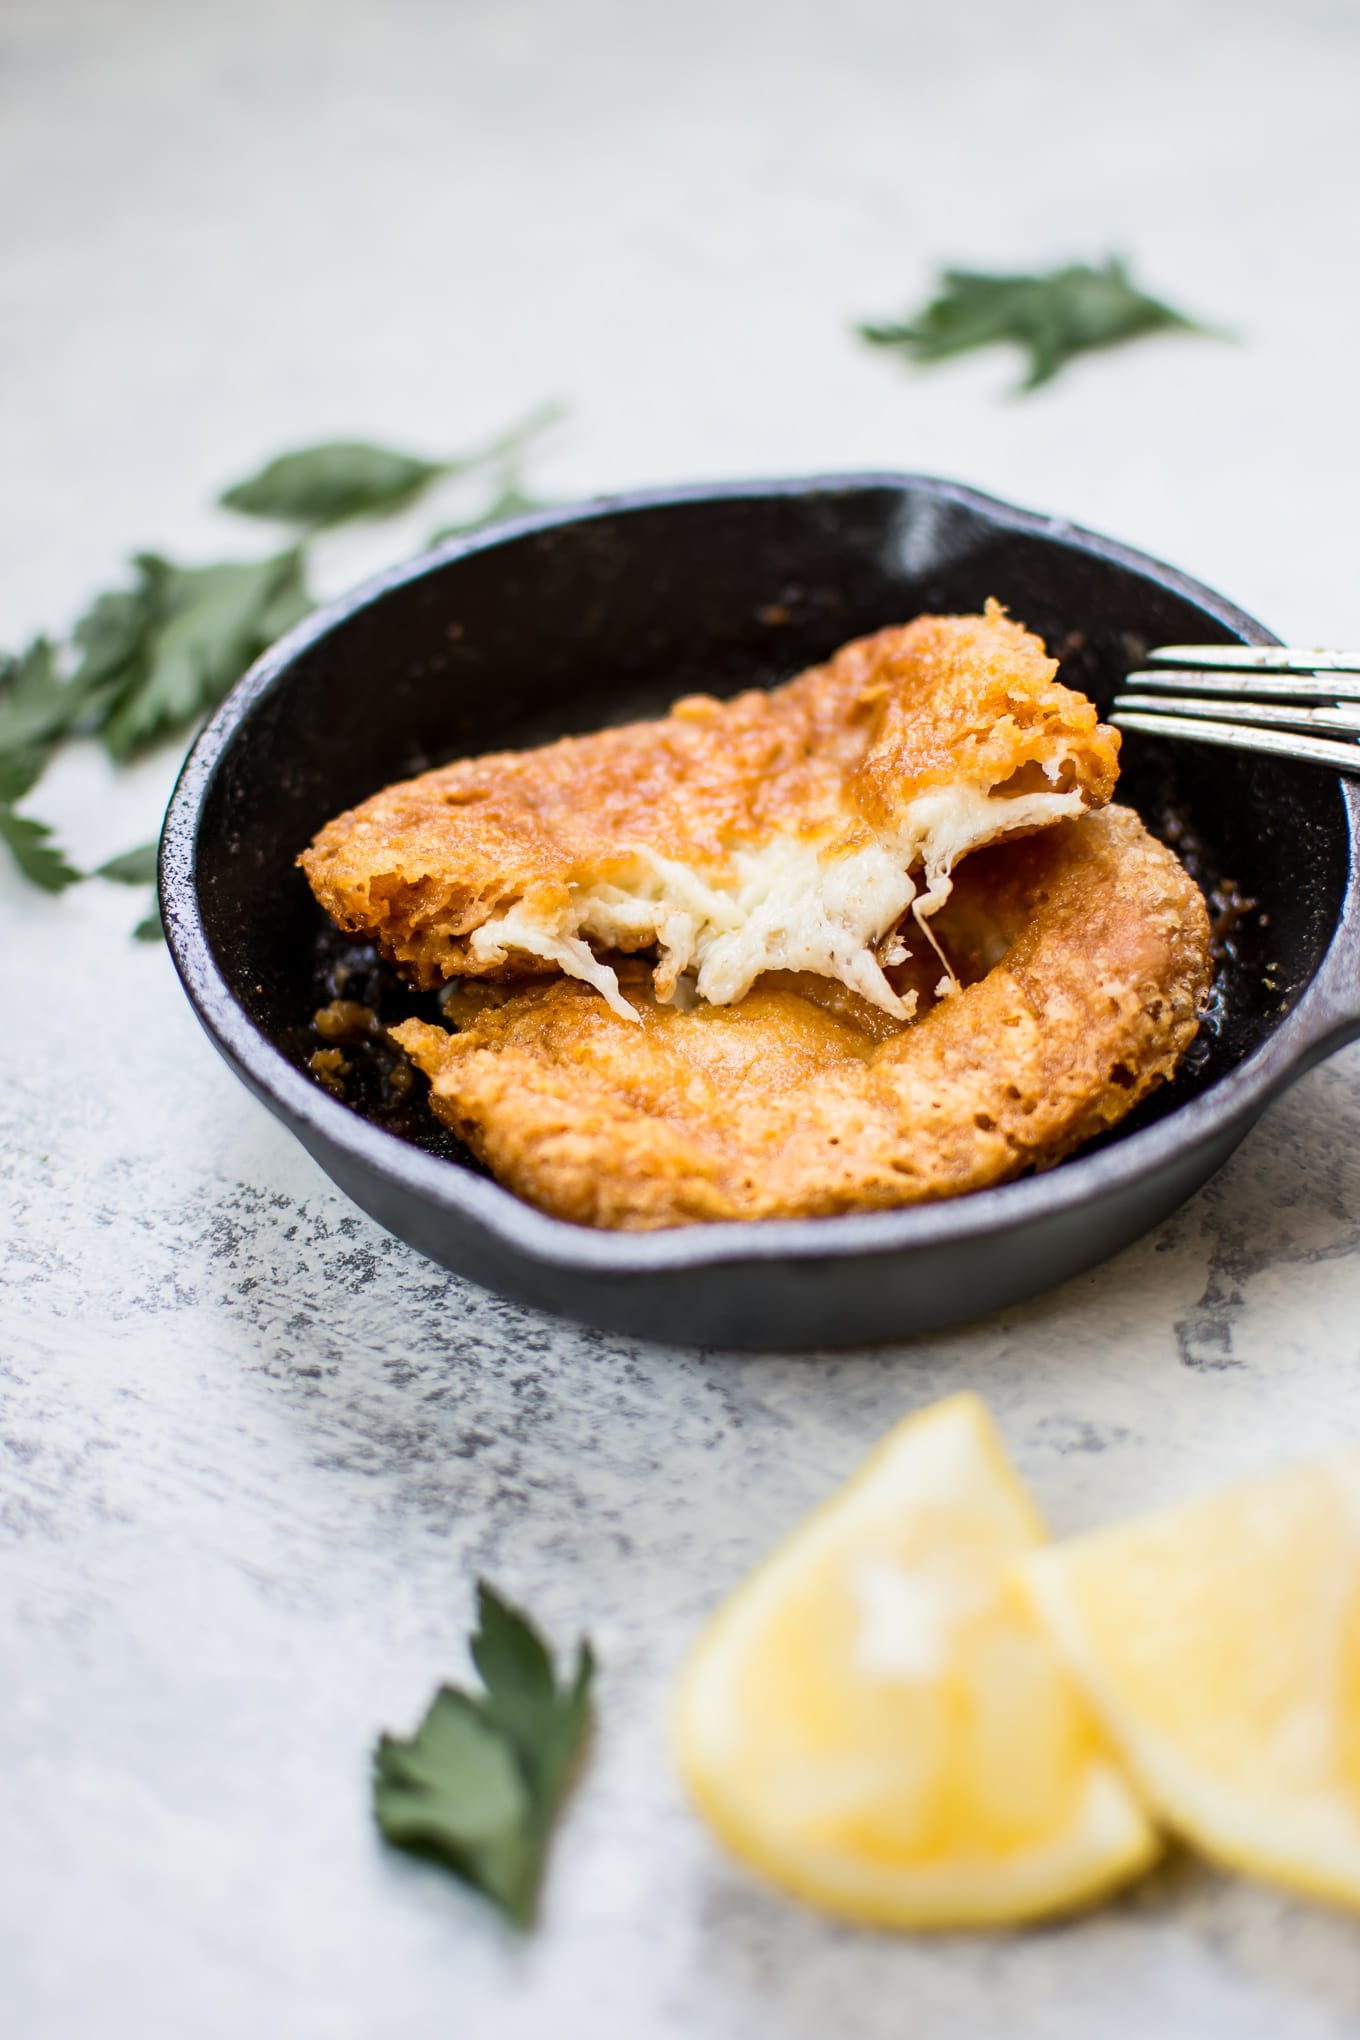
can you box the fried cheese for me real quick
[391,806,1212,1230]
[302,603,1120,1024]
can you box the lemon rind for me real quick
[678,1735,1159,1929]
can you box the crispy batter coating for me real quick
[302,604,1120,1018]
[390,806,1211,1231]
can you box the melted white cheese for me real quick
[465,776,1085,1023]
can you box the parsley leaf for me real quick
[0,638,106,753]
[70,585,158,707]
[472,1581,595,1815]
[221,401,564,529]
[859,257,1215,391]
[221,442,448,527]
[96,839,162,937]
[0,799,80,889]
[373,1582,594,1927]
[0,809,80,892]
[375,1691,538,1920]
[0,745,81,893]
[95,841,159,885]
[0,749,46,805]
[95,548,312,759]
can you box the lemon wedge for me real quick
[673,1393,1158,1926]
[1024,1445,1360,1910]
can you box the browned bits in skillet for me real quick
[312,998,380,1042]
[1207,879,1257,967]
[308,1047,350,1097]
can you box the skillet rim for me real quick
[160,471,1360,1276]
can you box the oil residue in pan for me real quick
[1151,803,1254,1082]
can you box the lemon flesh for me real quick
[674,1393,1158,1927]
[1024,1446,1360,1910]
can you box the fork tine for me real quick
[1148,645,1360,675]
[1115,692,1360,732]
[1126,667,1360,701]
[1111,709,1360,775]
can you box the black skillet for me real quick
[160,477,1360,1349]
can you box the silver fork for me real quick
[1112,646,1360,772]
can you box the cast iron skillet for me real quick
[161,476,1360,1349]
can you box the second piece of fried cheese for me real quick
[391,807,1212,1230]
[302,603,1119,1024]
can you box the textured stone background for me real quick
[5,3,1360,2034]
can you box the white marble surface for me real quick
[6,3,1360,2034]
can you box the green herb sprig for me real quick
[0,404,561,925]
[221,400,562,530]
[859,257,1218,391]
[374,1583,594,1928]
[95,839,163,940]
[0,742,81,893]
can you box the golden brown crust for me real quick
[390,806,1211,1231]
[301,604,1120,990]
